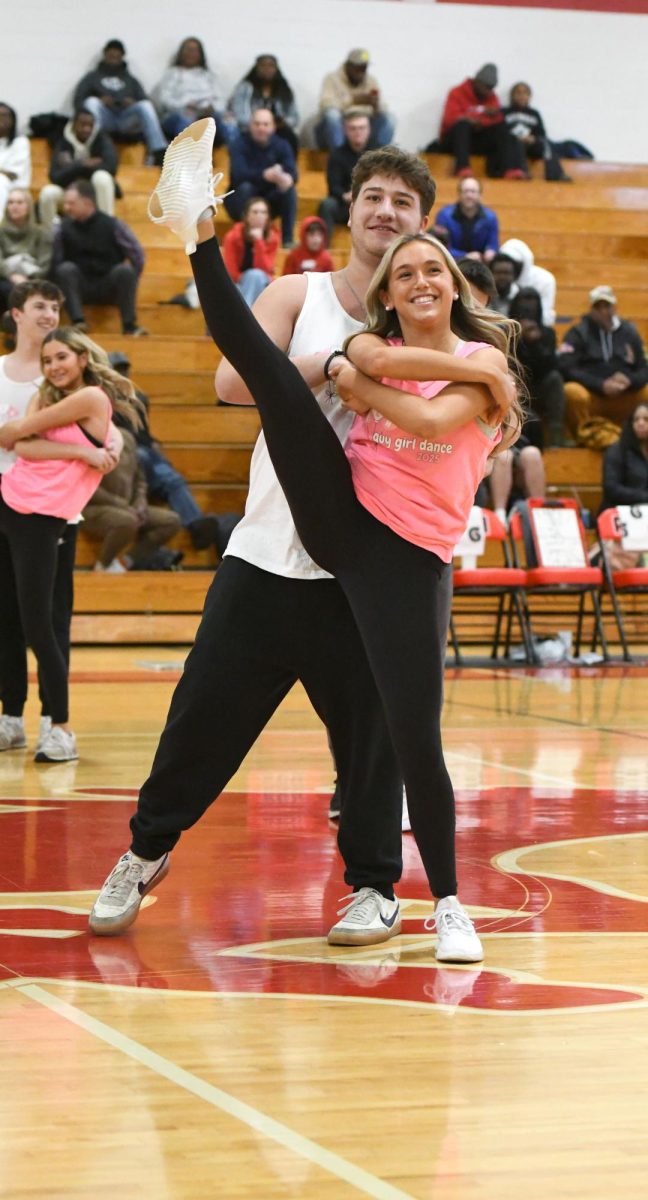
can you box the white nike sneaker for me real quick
[89,850,170,936]
[429,896,484,963]
[327,887,401,946]
[147,117,232,254]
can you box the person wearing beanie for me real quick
[282,217,334,276]
[73,39,167,165]
[437,64,527,179]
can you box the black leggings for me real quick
[190,238,457,897]
[0,492,68,724]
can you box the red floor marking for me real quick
[1,787,646,1011]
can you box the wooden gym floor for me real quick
[1,647,646,1199]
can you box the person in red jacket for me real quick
[282,216,334,276]
[221,196,279,306]
[437,63,527,180]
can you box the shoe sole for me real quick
[148,117,214,223]
[327,916,402,947]
[435,945,484,964]
[89,856,171,937]
[34,750,78,763]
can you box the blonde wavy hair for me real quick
[346,233,526,425]
[39,327,142,426]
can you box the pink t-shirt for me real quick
[1,405,110,519]
[345,339,501,562]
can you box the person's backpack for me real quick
[29,112,68,147]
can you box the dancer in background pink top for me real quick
[0,326,140,762]
[126,138,525,963]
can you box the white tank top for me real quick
[225,271,364,578]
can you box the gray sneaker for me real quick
[89,851,170,936]
[0,714,27,751]
[34,726,78,763]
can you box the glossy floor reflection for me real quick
[1,649,646,1199]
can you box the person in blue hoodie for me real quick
[433,177,499,263]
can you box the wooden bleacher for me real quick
[26,140,648,643]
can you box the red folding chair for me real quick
[450,507,534,664]
[509,498,609,661]
[597,506,648,661]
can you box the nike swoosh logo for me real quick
[380,908,400,929]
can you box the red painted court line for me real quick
[27,671,183,684]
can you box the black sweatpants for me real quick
[0,523,77,718]
[182,237,459,899]
[0,492,69,723]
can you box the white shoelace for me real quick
[425,908,475,934]
[335,888,385,924]
[103,856,144,902]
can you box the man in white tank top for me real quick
[90,149,450,947]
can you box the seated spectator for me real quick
[509,288,570,447]
[599,404,648,569]
[108,350,227,551]
[52,180,147,336]
[602,403,648,511]
[457,257,496,308]
[436,64,527,179]
[503,82,570,182]
[559,286,648,446]
[317,109,372,242]
[83,426,180,572]
[316,49,394,151]
[154,37,235,147]
[39,110,118,230]
[476,435,546,527]
[433,176,499,262]
[222,196,279,307]
[229,55,299,156]
[0,103,31,218]
[73,39,166,166]
[499,238,556,324]
[283,216,334,276]
[0,190,52,314]
[224,109,297,248]
[489,252,519,316]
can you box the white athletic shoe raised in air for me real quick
[429,896,484,963]
[327,887,401,946]
[148,117,232,254]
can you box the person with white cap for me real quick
[437,64,527,179]
[559,286,648,443]
[316,49,394,151]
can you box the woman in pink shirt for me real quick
[0,327,138,762]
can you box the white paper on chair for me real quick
[532,508,586,567]
[454,506,486,559]
[616,505,648,552]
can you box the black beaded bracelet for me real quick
[323,350,347,381]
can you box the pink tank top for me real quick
[345,339,501,562]
[1,402,111,519]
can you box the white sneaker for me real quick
[34,726,78,763]
[89,850,170,936]
[94,558,127,574]
[35,716,52,755]
[0,714,27,752]
[429,896,484,963]
[147,117,232,254]
[327,887,401,946]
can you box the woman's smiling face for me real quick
[381,239,456,328]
